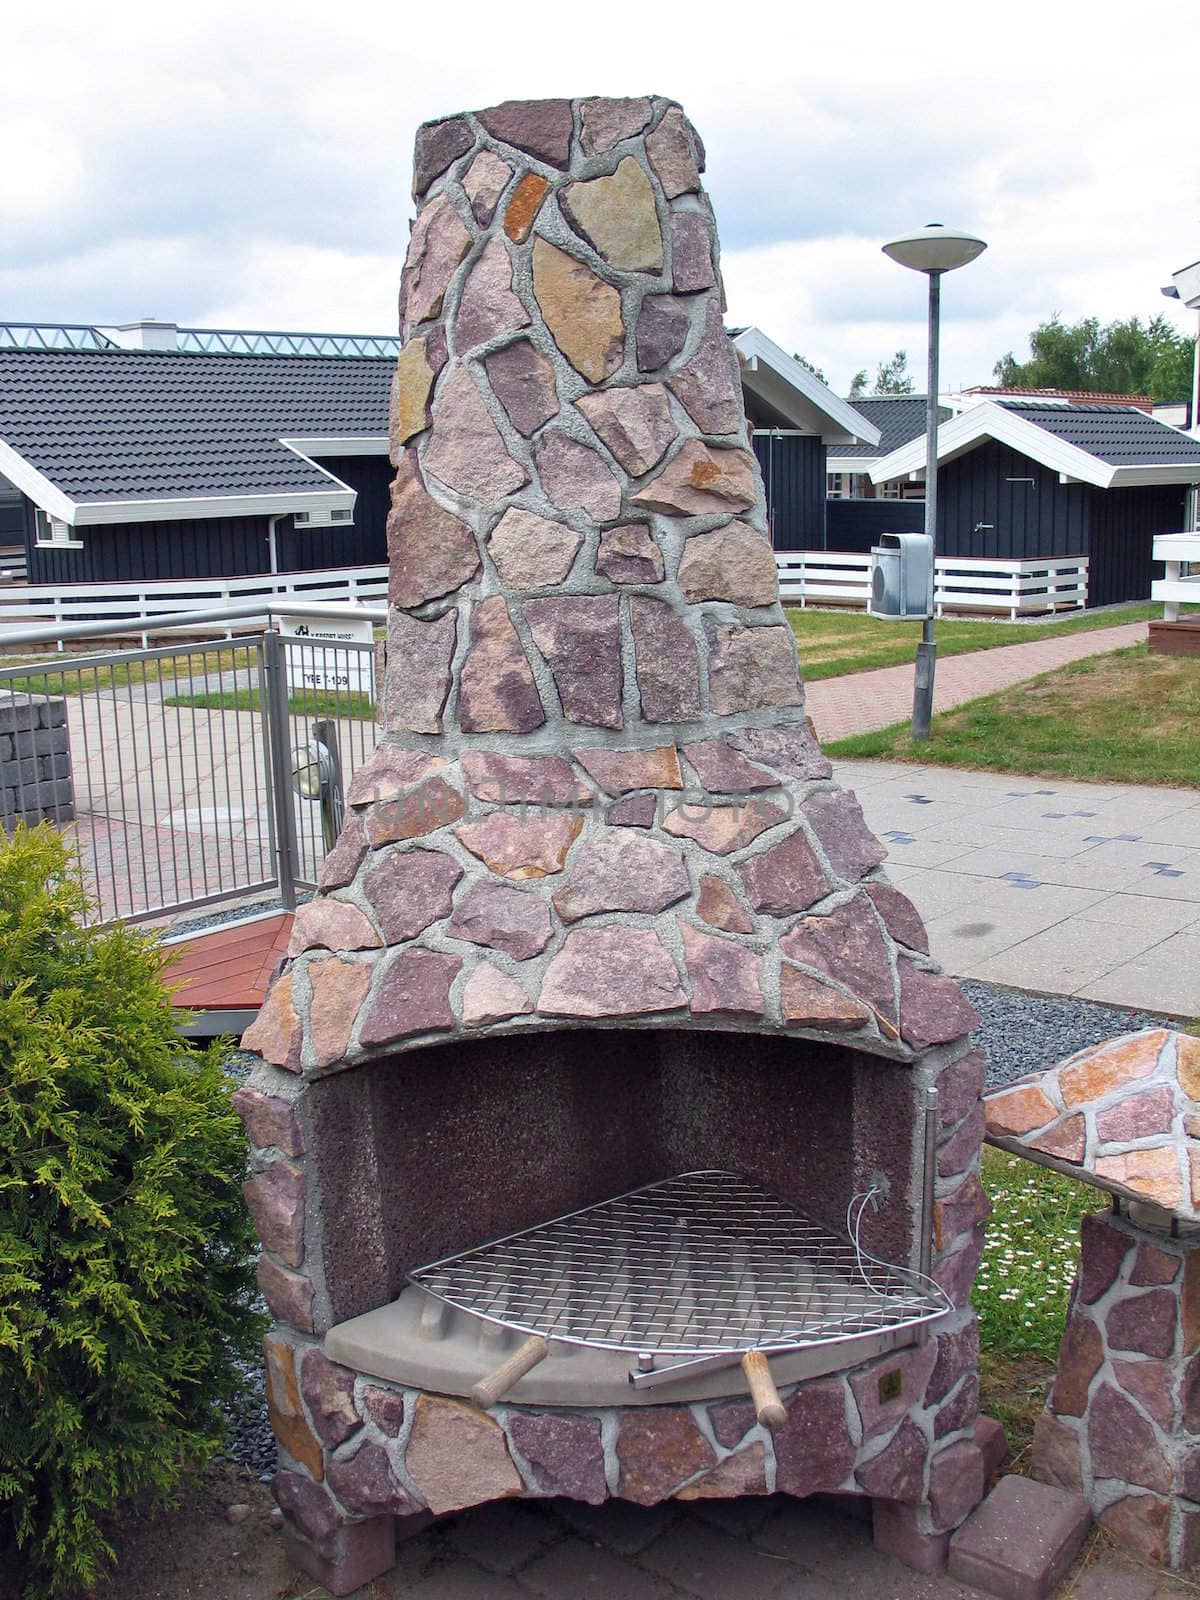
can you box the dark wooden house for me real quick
[732,328,879,551]
[869,400,1200,607]
[0,320,876,585]
[0,323,395,586]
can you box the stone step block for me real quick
[976,1415,1009,1480]
[947,1474,1091,1600]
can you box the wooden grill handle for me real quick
[471,1335,550,1408]
[741,1350,786,1430]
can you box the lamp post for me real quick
[881,223,987,740]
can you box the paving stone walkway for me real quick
[282,1493,1190,1599]
[804,620,1148,743]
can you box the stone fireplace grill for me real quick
[236,93,991,1596]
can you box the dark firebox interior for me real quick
[308,1029,919,1327]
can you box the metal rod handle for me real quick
[740,1350,786,1430]
[470,1335,549,1408]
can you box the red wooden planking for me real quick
[166,913,294,1014]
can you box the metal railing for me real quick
[0,604,385,925]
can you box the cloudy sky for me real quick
[4,0,1197,396]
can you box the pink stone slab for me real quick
[551,828,690,922]
[461,750,591,806]
[422,363,528,502]
[953,1472,1094,1600]
[661,795,787,855]
[538,926,686,1018]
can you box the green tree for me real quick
[793,353,829,385]
[994,313,1195,402]
[0,825,263,1597]
[847,369,869,400]
[873,350,915,395]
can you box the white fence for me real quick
[0,564,390,647]
[1151,532,1200,621]
[775,552,1089,618]
[0,552,1093,644]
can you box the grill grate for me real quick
[410,1171,949,1358]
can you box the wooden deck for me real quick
[164,910,294,1034]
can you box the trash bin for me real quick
[868,531,934,620]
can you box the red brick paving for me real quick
[803,622,1148,744]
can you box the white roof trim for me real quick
[868,401,1200,490]
[1107,463,1200,487]
[0,437,76,523]
[0,435,359,527]
[72,487,357,527]
[281,435,390,458]
[732,328,881,447]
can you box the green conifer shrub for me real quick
[0,825,263,1596]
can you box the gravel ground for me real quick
[960,979,1171,1089]
[216,979,1177,1479]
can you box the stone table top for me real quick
[983,1028,1200,1220]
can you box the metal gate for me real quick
[0,612,382,926]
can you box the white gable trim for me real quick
[0,435,359,527]
[0,437,77,523]
[281,435,389,458]
[869,403,1116,488]
[870,401,1200,490]
[1107,463,1200,487]
[71,487,357,527]
[733,328,881,448]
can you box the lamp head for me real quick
[290,740,333,799]
[882,223,987,275]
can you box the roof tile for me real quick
[0,348,393,502]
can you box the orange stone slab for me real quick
[1058,1031,1168,1107]
[1093,1147,1183,1212]
[985,1083,1059,1138]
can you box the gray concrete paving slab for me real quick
[839,760,1200,1016]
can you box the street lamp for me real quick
[881,223,988,740]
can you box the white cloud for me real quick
[0,0,1196,392]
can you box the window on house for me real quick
[293,507,354,528]
[34,510,82,547]
[827,473,851,499]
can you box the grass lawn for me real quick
[974,1145,1097,1465]
[787,600,1177,682]
[0,645,246,696]
[164,685,375,720]
[826,644,1200,786]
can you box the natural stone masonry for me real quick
[987,1029,1200,1570]
[240,96,987,1597]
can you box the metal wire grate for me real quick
[410,1171,949,1358]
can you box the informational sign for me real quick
[278,606,375,696]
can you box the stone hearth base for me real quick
[266,1316,985,1595]
[1033,1207,1200,1569]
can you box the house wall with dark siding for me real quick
[23,501,273,585]
[826,498,927,554]
[277,455,391,571]
[935,439,1090,563]
[752,433,826,550]
[825,438,1189,607]
[1086,482,1187,609]
[19,454,394,586]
